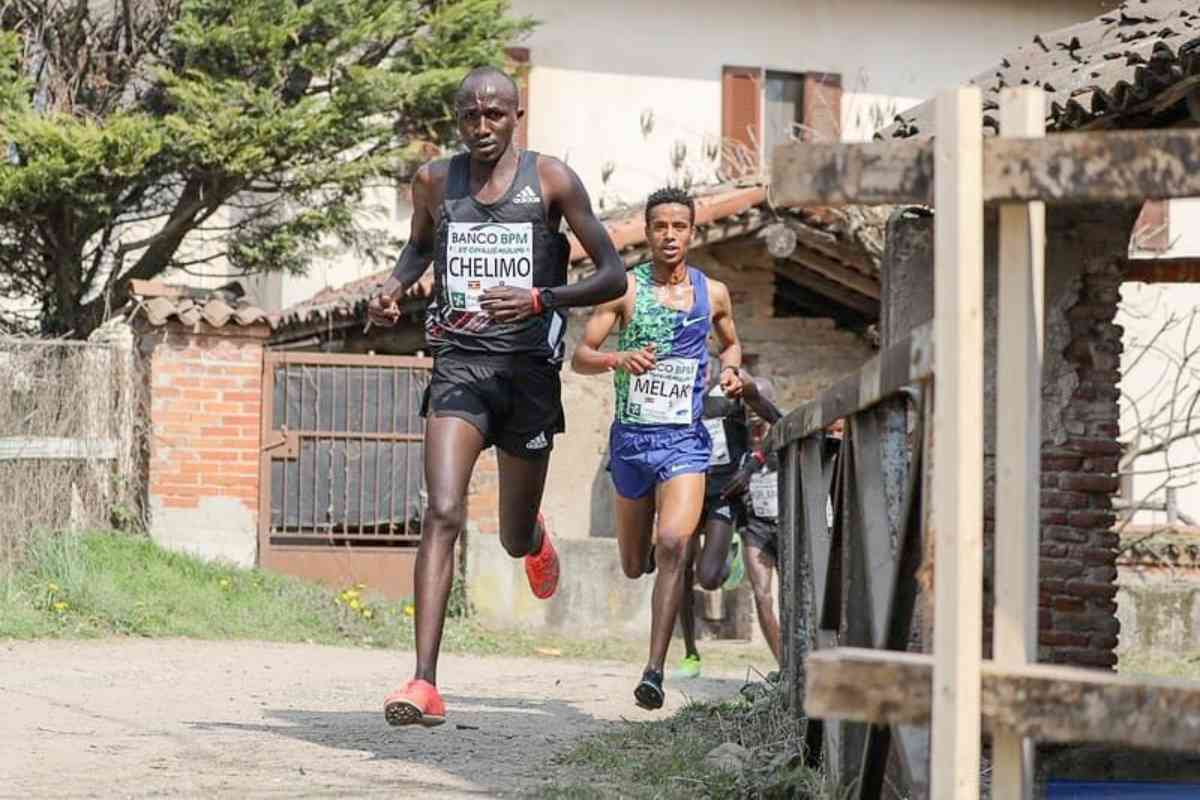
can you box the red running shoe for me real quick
[383,679,446,727]
[524,515,559,600]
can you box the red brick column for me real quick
[140,321,269,566]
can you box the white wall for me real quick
[511,0,1103,208]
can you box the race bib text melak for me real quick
[627,359,698,425]
[446,222,534,312]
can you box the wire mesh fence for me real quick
[0,335,144,564]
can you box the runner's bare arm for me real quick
[540,157,626,306]
[709,280,744,397]
[480,158,624,322]
[368,164,438,326]
[571,278,656,375]
[741,378,783,424]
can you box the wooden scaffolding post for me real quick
[931,87,985,800]
[992,87,1046,800]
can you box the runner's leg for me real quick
[495,448,551,557]
[615,492,657,578]
[413,416,485,685]
[679,536,701,660]
[646,473,705,672]
[743,541,782,663]
[695,514,735,591]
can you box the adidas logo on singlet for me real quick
[512,185,542,205]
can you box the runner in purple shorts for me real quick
[571,187,748,710]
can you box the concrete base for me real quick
[148,495,257,568]
[465,533,762,642]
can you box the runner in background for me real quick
[677,370,782,679]
[572,187,746,710]
[368,66,626,727]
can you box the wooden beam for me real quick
[1122,257,1200,283]
[806,647,1200,751]
[765,320,932,452]
[932,87,984,800]
[773,259,879,317]
[765,224,881,300]
[770,128,1200,207]
[993,87,1045,800]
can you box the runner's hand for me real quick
[480,286,536,322]
[720,466,753,500]
[616,345,657,375]
[720,366,744,398]
[367,294,401,327]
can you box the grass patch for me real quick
[533,684,828,799]
[0,531,777,673]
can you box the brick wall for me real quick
[140,322,268,567]
[1035,258,1124,667]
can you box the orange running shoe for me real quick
[524,515,559,600]
[383,679,446,727]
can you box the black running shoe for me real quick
[634,668,665,710]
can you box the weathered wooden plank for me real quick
[799,436,830,645]
[932,87,985,800]
[765,321,932,452]
[779,440,803,713]
[770,128,1200,207]
[1122,257,1200,284]
[993,86,1046,800]
[771,139,934,207]
[773,259,880,317]
[0,437,117,461]
[764,222,882,300]
[806,648,1200,751]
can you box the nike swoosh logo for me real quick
[680,316,706,327]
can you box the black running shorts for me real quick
[421,352,565,459]
[740,513,778,561]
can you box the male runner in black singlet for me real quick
[367,67,625,726]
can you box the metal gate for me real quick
[258,351,432,598]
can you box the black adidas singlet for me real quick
[702,386,749,492]
[424,150,570,362]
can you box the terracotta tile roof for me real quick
[127,280,277,330]
[274,181,885,332]
[883,0,1200,139]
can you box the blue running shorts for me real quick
[608,422,712,500]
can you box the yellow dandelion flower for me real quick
[362,609,374,620]
[47,582,60,593]
[344,589,359,601]
[348,598,361,610]
[403,604,415,617]
[52,601,68,612]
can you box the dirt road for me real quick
[1,639,749,798]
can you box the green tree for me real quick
[0,0,533,336]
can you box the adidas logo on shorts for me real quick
[526,431,549,450]
[513,186,542,205]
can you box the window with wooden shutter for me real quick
[1132,200,1170,252]
[722,66,763,179]
[803,72,842,143]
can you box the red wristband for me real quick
[752,450,767,466]
[530,287,543,315]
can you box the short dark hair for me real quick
[644,187,695,225]
[456,66,520,107]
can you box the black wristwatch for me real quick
[540,287,560,310]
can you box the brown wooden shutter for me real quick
[802,72,843,143]
[722,66,763,178]
[506,47,531,150]
[1132,200,1170,252]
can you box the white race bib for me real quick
[446,222,534,312]
[704,419,730,465]
[627,359,698,425]
[750,469,779,519]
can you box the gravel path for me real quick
[1,639,748,798]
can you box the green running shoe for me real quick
[722,540,745,591]
[674,654,702,679]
